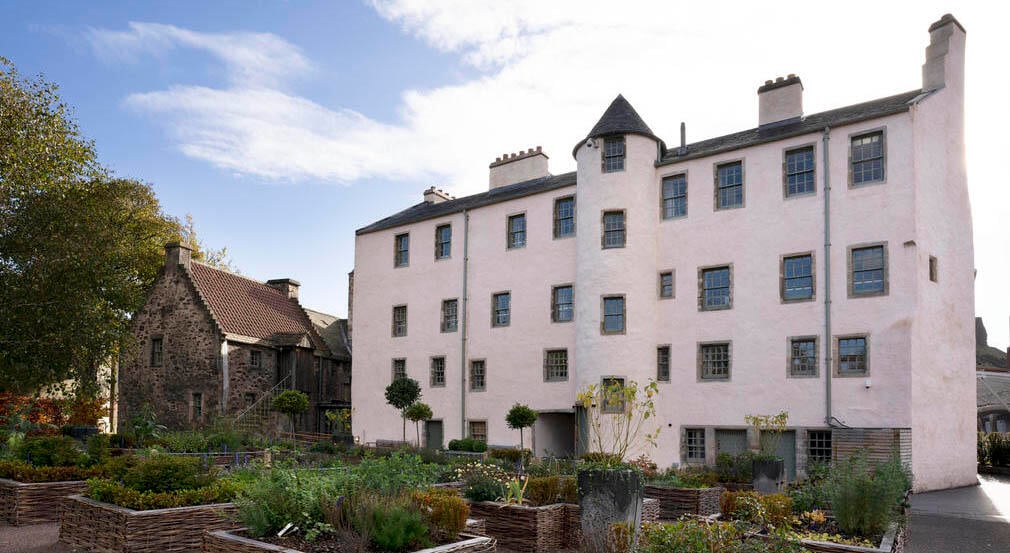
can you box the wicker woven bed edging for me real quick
[643,484,724,519]
[59,494,238,553]
[202,530,496,553]
[466,501,568,553]
[0,477,87,525]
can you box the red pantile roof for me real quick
[188,262,325,351]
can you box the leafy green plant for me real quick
[385,378,421,442]
[984,432,1010,467]
[447,437,487,452]
[0,459,105,482]
[411,488,469,541]
[498,475,529,505]
[576,379,660,461]
[368,502,430,552]
[86,477,238,510]
[525,475,578,506]
[405,402,433,447]
[120,455,208,493]
[456,462,509,502]
[161,430,209,453]
[16,435,81,467]
[505,403,538,450]
[355,451,441,494]
[84,433,110,467]
[715,451,755,483]
[639,520,804,553]
[272,390,309,436]
[745,411,790,459]
[129,403,166,447]
[235,468,357,540]
[826,453,911,538]
[488,447,532,465]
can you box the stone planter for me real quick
[577,468,643,553]
[0,478,87,525]
[466,501,565,553]
[562,498,660,547]
[643,484,724,519]
[202,529,496,553]
[59,494,237,553]
[752,458,784,493]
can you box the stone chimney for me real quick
[758,74,803,127]
[489,146,549,189]
[267,278,300,299]
[164,242,192,275]
[423,186,454,204]
[922,14,966,92]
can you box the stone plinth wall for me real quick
[0,478,86,525]
[59,494,237,553]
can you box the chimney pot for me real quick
[776,76,784,82]
[423,186,453,204]
[765,80,773,85]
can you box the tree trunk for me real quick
[416,422,421,447]
[402,414,406,442]
[520,428,524,450]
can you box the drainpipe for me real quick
[822,127,833,427]
[220,340,229,414]
[460,210,470,439]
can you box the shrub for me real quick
[721,491,791,527]
[122,455,211,493]
[985,433,1010,467]
[309,440,340,455]
[716,451,755,483]
[356,451,441,494]
[0,459,105,482]
[650,465,720,488]
[368,502,430,552]
[411,488,469,541]
[826,453,911,538]
[236,469,358,539]
[628,455,658,478]
[978,432,991,466]
[786,466,831,513]
[107,433,135,449]
[525,475,578,506]
[456,462,508,502]
[161,430,209,453]
[447,437,487,452]
[580,451,623,466]
[86,477,238,510]
[84,434,110,467]
[488,447,532,465]
[16,435,81,467]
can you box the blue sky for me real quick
[2,1,1007,348]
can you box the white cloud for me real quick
[91,3,1008,346]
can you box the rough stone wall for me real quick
[226,344,276,414]
[118,269,221,430]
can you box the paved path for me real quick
[907,474,1010,553]
[0,522,72,553]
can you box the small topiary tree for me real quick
[505,403,538,451]
[385,378,421,442]
[405,402,434,447]
[272,390,309,436]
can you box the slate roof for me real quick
[305,308,352,360]
[356,171,577,235]
[357,89,927,235]
[658,89,926,166]
[188,262,330,353]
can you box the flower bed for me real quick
[202,529,496,553]
[644,484,724,519]
[761,520,906,553]
[59,494,237,553]
[0,477,86,525]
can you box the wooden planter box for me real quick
[643,485,724,519]
[467,501,566,553]
[561,498,660,548]
[0,478,87,525]
[793,521,907,553]
[202,529,496,553]
[59,494,237,553]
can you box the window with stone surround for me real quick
[507,213,526,249]
[602,136,625,173]
[441,299,458,333]
[700,266,732,310]
[150,336,163,367]
[929,255,938,283]
[430,356,446,387]
[699,342,731,381]
[191,392,203,421]
[394,233,409,267]
[492,292,511,327]
[657,346,671,382]
[392,305,407,337]
[808,430,833,464]
[602,211,626,248]
[435,224,452,259]
[715,161,744,209]
[836,335,868,376]
[850,131,885,185]
[544,349,568,382]
[392,358,406,381]
[849,244,887,297]
[601,295,625,334]
[782,254,814,302]
[662,173,687,219]
[554,196,576,238]
[659,271,674,299]
[784,146,815,196]
[470,360,486,391]
[552,285,573,323]
[789,337,818,377]
[685,428,706,462]
[468,420,487,442]
[250,350,262,368]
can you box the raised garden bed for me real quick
[791,521,907,553]
[59,494,237,553]
[467,501,566,553]
[202,529,496,553]
[0,477,86,525]
[643,484,723,519]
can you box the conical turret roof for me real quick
[573,94,663,157]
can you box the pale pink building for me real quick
[352,14,974,491]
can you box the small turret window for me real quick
[602,137,625,173]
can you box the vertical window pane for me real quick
[395,233,409,267]
[150,337,163,367]
[686,429,706,461]
[700,343,730,380]
[785,147,815,196]
[659,272,674,298]
[851,132,884,184]
[603,137,625,173]
[790,338,817,376]
[492,293,511,326]
[392,359,406,380]
[470,360,485,391]
[392,305,407,337]
[544,349,568,381]
[838,337,867,375]
[430,357,446,387]
[716,162,744,209]
[441,299,458,332]
[192,392,202,420]
[603,296,625,333]
[808,430,833,464]
[662,174,687,219]
[702,267,731,310]
[554,197,575,238]
[783,255,814,300]
[468,421,487,442]
[851,246,885,294]
[602,211,625,248]
[435,224,451,259]
[508,214,526,248]
[657,346,670,382]
[552,285,573,322]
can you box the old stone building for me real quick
[118,242,350,433]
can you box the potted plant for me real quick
[745,411,789,493]
[575,379,660,553]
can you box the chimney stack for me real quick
[489,146,549,189]
[922,14,966,92]
[423,186,454,204]
[758,74,803,127]
[164,242,193,275]
[267,278,300,299]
